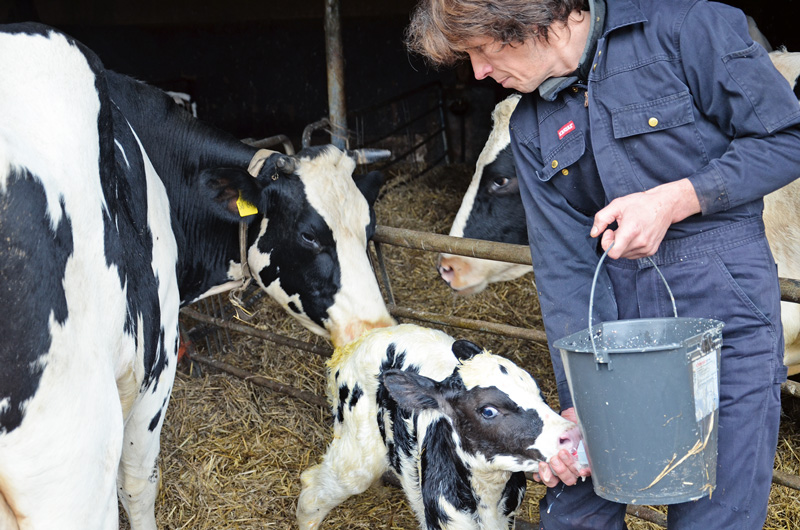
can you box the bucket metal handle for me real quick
[589,242,678,366]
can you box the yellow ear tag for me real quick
[236,192,259,217]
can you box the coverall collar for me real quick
[538,0,647,101]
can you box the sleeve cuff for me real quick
[689,162,729,215]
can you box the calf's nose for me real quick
[558,426,582,454]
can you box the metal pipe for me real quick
[773,469,800,490]
[373,225,532,265]
[180,307,332,358]
[625,505,667,527]
[388,305,547,343]
[782,378,800,398]
[780,277,800,304]
[375,226,800,305]
[242,134,295,155]
[324,0,347,149]
[189,353,328,408]
[302,118,330,149]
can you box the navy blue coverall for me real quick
[508,0,800,528]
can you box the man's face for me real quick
[465,23,586,93]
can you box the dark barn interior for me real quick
[3,0,798,163]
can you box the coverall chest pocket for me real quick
[537,132,586,182]
[610,91,708,187]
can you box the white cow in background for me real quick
[764,47,800,372]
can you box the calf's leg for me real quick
[297,440,389,529]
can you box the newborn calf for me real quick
[297,324,580,529]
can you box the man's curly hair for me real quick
[405,0,588,67]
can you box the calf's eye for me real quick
[480,406,499,419]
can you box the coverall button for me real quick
[649,117,659,127]
[551,160,559,169]
[562,169,569,175]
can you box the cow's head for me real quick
[204,145,395,347]
[438,94,532,294]
[382,338,580,473]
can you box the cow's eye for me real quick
[301,232,321,252]
[480,406,499,419]
[490,177,509,190]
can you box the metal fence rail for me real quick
[302,82,450,192]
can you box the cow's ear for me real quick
[353,170,384,207]
[381,369,441,412]
[199,167,263,222]
[452,339,483,361]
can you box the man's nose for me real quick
[469,54,492,80]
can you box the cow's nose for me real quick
[439,264,454,285]
[437,255,458,285]
[558,426,582,454]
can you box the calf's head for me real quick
[382,339,579,472]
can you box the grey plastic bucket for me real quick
[552,246,724,505]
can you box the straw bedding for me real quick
[122,163,800,529]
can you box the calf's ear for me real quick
[451,339,483,361]
[382,369,442,412]
[198,167,264,222]
[353,170,385,207]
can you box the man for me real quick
[406,0,800,528]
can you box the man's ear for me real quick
[198,167,264,222]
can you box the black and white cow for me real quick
[441,51,800,373]
[297,324,581,530]
[437,94,530,295]
[0,23,394,529]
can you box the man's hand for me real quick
[590,179,701,259]
[533,407,592,487]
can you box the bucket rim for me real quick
[553,316,725,354]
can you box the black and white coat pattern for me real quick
[437,94,531,295]
[297,324,580,530]
[0,23,393,529]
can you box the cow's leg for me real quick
[117,368,175,530]
[0,490,20,530]
[296,438,389,529]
